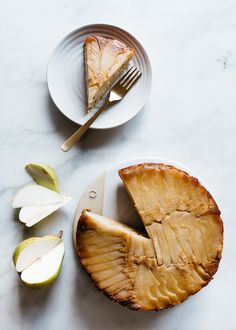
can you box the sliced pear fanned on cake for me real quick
[76,163,223,311]
[84,35,134,110]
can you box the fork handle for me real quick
[61,99,110,152]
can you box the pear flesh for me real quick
[13,236,60,272]
[25,163,59,192]
[12,185,73,227]
[13,235,65,288]
[12,185,65,208]
[19,197,73,227]
[21,243,64,287]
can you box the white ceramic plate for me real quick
[47,24,152,129]
[73,157,204,243]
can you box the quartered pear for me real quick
[12,185,64,208]
[12,184,73,227]
[25,163,59,192]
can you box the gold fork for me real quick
[61,66,142,152]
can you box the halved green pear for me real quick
[21,242,64,288]
[25,163,59,192]
[13,235,61,272]
[13,233,65,288]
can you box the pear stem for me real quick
[58,230,63,238]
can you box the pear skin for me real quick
[25,163,59,192]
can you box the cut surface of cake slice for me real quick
[84,35,134,110]
[76,163,223,311]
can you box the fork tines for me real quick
[119,66,142,90]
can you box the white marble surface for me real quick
[0,0,236,329]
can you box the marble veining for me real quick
[0,0,236,329]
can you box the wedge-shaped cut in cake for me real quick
[84,35,134,110]
[76,163,223,311]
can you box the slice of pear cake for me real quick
[84,35,134,110]
[76,163,223,310]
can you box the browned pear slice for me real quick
[76,164,223,311]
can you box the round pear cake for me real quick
[76,163,223,311]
